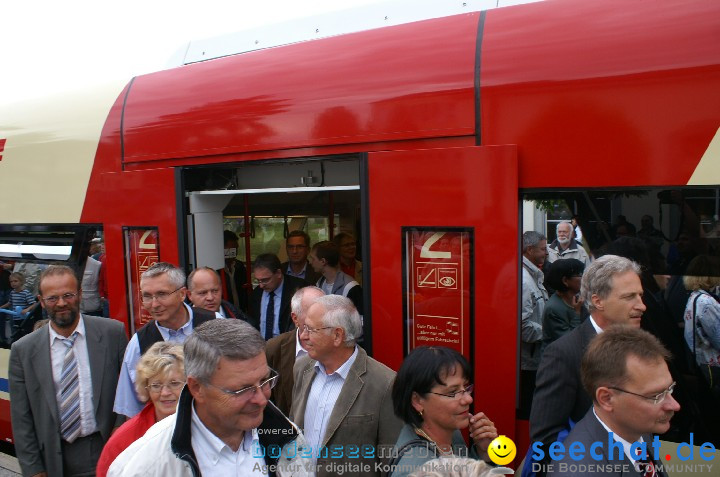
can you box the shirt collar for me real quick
[589,316,603,334]
[191,401,259,455]
[314,345,358,379]
[265,278,284,300]
[593,407,645,464]
[295,328,308,359]
[49,314,86,344]
[155,303,194,338]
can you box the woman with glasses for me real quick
[389,346,498,477]
[542,258,586,351]
[96,342,184,477]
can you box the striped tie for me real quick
[59,332,81,443]
[636,447,658,477]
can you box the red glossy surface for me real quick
[368,146,518,440]
[121,14,479,163]
[0,399,11,444]
[481,0,720,187]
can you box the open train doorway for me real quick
[180,155,367,345]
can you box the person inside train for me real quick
[389,346,497,477]
[96,342,185,477]
[333,232,363,285]
[217,229,249,313]
[186,266,250,320]
[308,240,363,314]
[541,258,586,351]
[282,230,321,284]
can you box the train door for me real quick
[365,145,519,441]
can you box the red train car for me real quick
[1,0,718,458]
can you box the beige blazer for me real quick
[291,346,402,477]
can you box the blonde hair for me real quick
[683,255,720,292]
[135,342,184,402]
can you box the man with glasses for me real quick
[282,230,321,285]
[549,326,678,477]
[250,254,305,340]
[187,267,250,320]
[9,264,127,477]
[114,262,216,418]
[109,319,310,476]
[291,295,402,477]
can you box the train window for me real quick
[519,187,720,444]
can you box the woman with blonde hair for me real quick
[96,342,184,476]
[683,254,720,395]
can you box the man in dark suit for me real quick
[266,286,324,415]
[291,295,402,477]
[9,264,128,477]
[281,230,321,285]
[250,253,305,340]
[549,327,678,477]
[218,230,249,312]
[531,255,647,463]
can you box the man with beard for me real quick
[549,327,678,477]
[9,264,127,477]
[547,221,590,267]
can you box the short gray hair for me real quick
[141,262,186,289]
[556,221,573,233]
[581,255,641,311]
[315,295,362,346]
[522,231,546,250]
[184,319,266,383]
[290,286,324,317]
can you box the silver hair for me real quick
[141,262,186,289]
[184,319,266,383]
[314,294,362,346]
[581,254,641,311]
[290,286,324,317]
[522,231,546,250]
[556,221,573,233]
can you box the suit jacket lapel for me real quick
[321,347,367,448]
[84,317,105,414]
[29,326,60,425]
[294,364,315,428]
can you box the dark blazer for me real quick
[549,409,666,477]
[281,261,321,286]
[291,347,403,477]
[9,315,128,477]
[249,275,305,337]
[531,318,597,451]
[217,259,248,312]
[265,329,299,416]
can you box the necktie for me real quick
[59,332,81,443]
[265,291,275,340]
[636,448,658,477]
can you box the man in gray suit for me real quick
[531,255,646,466]
[9,264,127,477]
[548,326,677,476]
[291,295,402,477]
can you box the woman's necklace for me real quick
[414,427,453,456]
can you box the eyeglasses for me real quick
[41,292,79,305]
[609,381,676,405]
[193,288,220,297]
[286,244,307,250]
[255,276,276,285]
[300,324,334,334]
[206,368,279,400]
[428,384,474,399]
[141,286,184,303]
[146,380,185,393]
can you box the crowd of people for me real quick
[3,221,718,476]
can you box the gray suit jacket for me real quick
[9,315,128,477]
[290,347,402,477]
[266,328,298,416]
[531,318,597,452]
[549,409,665,477]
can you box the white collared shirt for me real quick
[594,408,646,471]
[49,315,98,437]
[304,346,359,457]
[589,316,603,334]
[190,402,267,476]
[295,328,308,360]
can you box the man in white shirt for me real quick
[549,326,678,477]
[291,295,402,477]
[109,319,310,476]
[266,286,325,415]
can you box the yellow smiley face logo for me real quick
[488,435,517,466]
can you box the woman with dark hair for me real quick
[389,346,497,477]
[541,258,585,349]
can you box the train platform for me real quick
[0,452,19,477]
